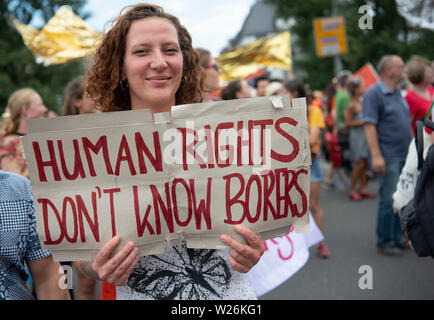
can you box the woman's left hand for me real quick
[220,225,265,273]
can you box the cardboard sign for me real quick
[21,95,311,261]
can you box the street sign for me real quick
[313,16,347,57]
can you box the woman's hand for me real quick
[220,225,265,273]
[90,235,139,286]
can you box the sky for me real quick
[83,0,257,57]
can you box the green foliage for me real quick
[267,0,434,90]
[0,0,89,115]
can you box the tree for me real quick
[0,0,90,115]
[266,0,434,90]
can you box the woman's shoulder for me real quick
[1,133,20,145]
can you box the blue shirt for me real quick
[362,80,412,162]
[0,171,51,300]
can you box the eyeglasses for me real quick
[208,63,219,72]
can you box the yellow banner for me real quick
[217,31,292,82]
[13,6,102,65]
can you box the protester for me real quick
[323,77,345,189]
[254,75,269,97]
[335,71,352,173]
[0,170,70,300]
[335,71,352,129]
[63,76,99,116]
[363,55,412,256]
[195,47,220,101]
[285,78,330,259]
[62,76,99,300]
[81,3,264,300]
[221,79,252,100]
[345,77,376,201]
[404,55,434,135]
[0,88,47,177]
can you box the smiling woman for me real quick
[87,4,204,112]
[123,17,183,112]
[83,3,264,300]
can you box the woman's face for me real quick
[423,65,434,85]
[204,58,220,92]
[24,92,47,120]
[76,93,97,114]
[356,81,365,96]
[123,17,183,112]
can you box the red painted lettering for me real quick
[133,186,154,236]
[189,178,212,230]
[38,198,64,245]
[271,117,299,163]
[171,178,193,227]
[62,197,78,243]
[33,141,61,182]
[76,193,100,242]
[178,128,206,171]
[135,131,163,174]
[150,183,174,234]
[215,122,235,168]
[58,139,86,180]
[115,135,137,176]
[82,136,113,176]
[103,188,121,237]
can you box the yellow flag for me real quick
[217,31,292,82]
[13,6,102,65]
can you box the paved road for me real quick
[260,161,434,300]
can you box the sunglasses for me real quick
[208,63,219,72]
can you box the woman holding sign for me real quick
[82,3,264,300]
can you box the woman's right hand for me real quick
[91,235,139,286]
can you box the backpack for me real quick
[399,116,434,258]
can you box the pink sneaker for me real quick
[317,243,330,259]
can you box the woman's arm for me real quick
[344,103,363,127]
[309,125,321,148]
[27,255,71,300]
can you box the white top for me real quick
[116,240,257,300]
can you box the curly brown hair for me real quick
[86,3,205,112]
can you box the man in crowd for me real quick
[363,55,412,256]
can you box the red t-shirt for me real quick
[405,85,434,135]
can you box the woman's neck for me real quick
[352,94,362,102]
[412,83,429,94]
[131,101,173,114]
[17,116,28,135]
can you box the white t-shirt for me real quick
[117,240,257,300]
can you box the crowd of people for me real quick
[0,3,433,300]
